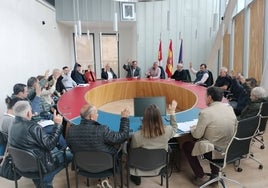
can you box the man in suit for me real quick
[190,62,209,85]
[101,63,117,80]
[123,60,141,78]
[182,86,237,186]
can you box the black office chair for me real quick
[8,146,70,188]
[254,101,268,149]
[184,69,192,83]
[242,102,268,170]
[73,150,122,188]
[200,115,260,188]
[126,147,169,188]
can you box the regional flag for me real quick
[178,39,183,63]
[165,39,173,78]
[158,39,162,66]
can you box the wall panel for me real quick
[248,0,264,83]
[233,11,244,73]
[222,32,230,69]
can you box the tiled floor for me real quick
[1,130,267,188]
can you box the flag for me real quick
[158,39,162,66]
[165,39,173,78]
[178,39,183,63]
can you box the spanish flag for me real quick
[165,39,173,78]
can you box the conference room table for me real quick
[57,78,208,135]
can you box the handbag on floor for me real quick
[0,146,21,181]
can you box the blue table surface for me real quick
[70,107,200,134]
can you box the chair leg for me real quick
[65,166,70,188]
[75,170,78,188]
[86,178,89,187]
[120,162,123,188]
[126,167,129,188]
[113,175,116,188]
[15,179,18,188]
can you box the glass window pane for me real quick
[101,34,118,77]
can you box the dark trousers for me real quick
[183,141,219,178]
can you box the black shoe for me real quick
[130,175,141,186]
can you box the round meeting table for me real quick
[57,78,207,134]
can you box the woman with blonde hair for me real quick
[130,100,178,185]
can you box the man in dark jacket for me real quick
[67,104,130,154]
[8,100,68,188]
[71,62,86,84]
[238,87,267,120]
[67,104,129,187]
[171,63,188,81]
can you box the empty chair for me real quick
[8,146,70,188]
[126,148,169,188]
[200,115,260,188]
[73,150,122,188]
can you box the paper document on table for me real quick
[177,119,198,132]
[38,120,54,128]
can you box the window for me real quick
[74,34,95,73]
[100,34,119,77]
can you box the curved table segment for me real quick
[57,79,207,131]
[84,80,198,112]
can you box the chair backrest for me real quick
[257,102,268,132]
[8,147,40,173]
[225,116,260,164]
[128,148,167,171]
[74,151,114,173]
[159,66,166,79]
[204,70,214,87]
[184,69,192,82]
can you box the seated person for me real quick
[171,63,188,81]
[12,83,41,115]
[145,62,161,79]
[101,63,117,80]
[61,66,77,91]
[228,73,251,116]
[182,86,236,186]
[238,87,268,120]
[71,62,86,84]
[129,100,178,185]
[67,104,130,187]
[84,65,96,82]
[0,96,20,155]
[8,101,72,188]
[48,68,67,95]
[245,77,258,89]
[189,62,209,85]
[123,59,141,78]
[214,67,232,91]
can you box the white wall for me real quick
[0,0,74,114]
[136,0,219,77]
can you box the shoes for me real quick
[192,175,210,186]
[130,175,141,186]
[101,179,112,188]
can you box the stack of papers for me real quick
[177,119,198,132]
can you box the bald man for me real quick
[171,63,188,81]
[67,104,130,154]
